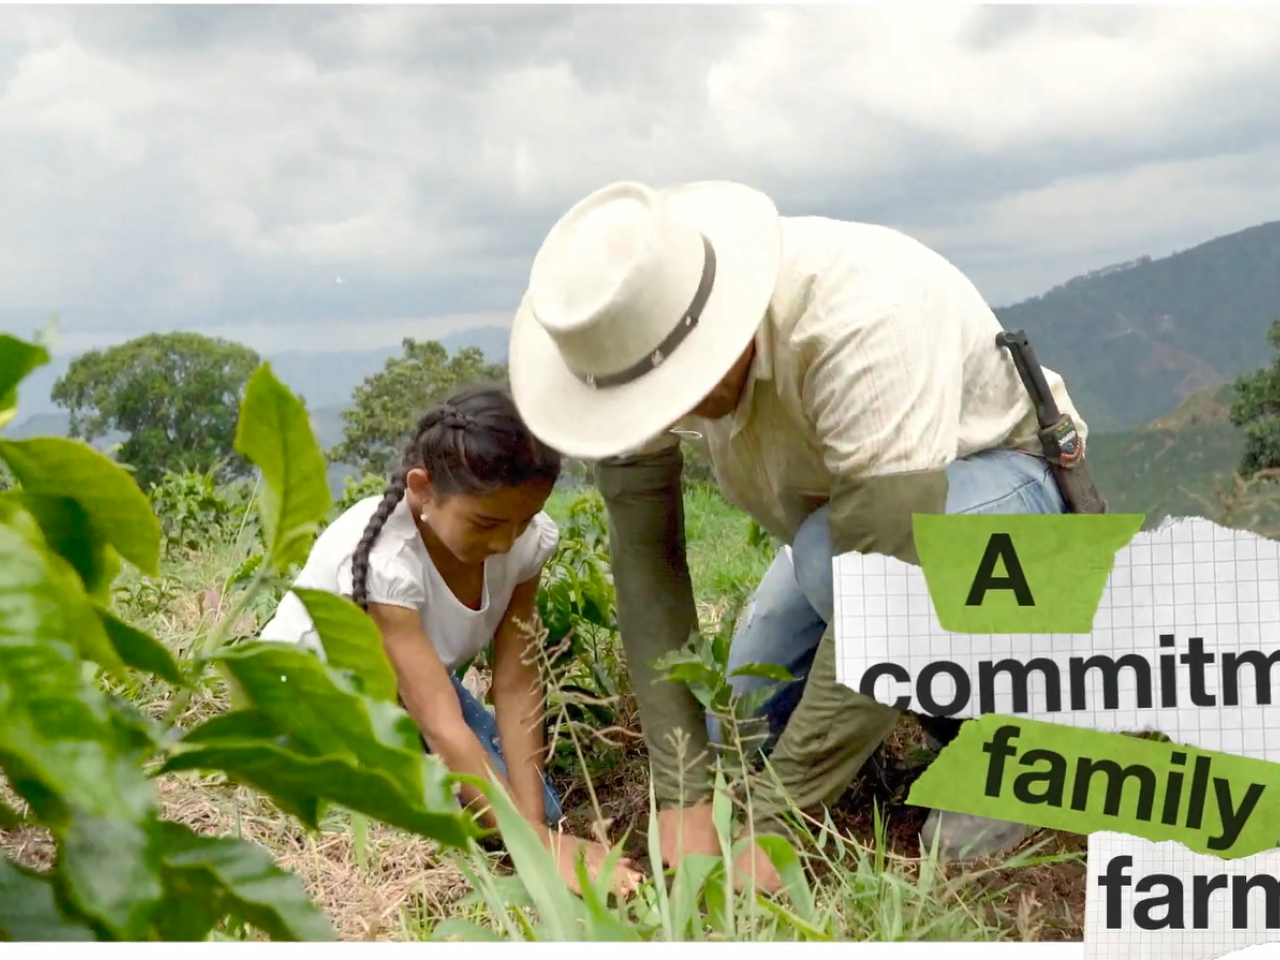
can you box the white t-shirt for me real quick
[259,494,560,673]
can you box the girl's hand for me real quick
[544,830,645,898]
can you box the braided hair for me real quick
[349,385,562,612]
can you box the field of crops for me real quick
[0,347,1088,942]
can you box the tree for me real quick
[51,332,262,490]
[329,337,508,476]
[1230,318,1280,477]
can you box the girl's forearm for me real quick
[493,675,551,828]
[407,704,518,830]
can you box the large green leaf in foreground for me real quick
[0,436,160,576]
[235,364,330,570]
[171,643,481,849]
[0,859,98,942]
[291,587,398,702]
[151,821,335,942]
[0,334,50,424]
[0,515,163,939]
[5,493,122,602]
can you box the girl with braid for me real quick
[260,386,642,897]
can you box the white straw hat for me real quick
[508,180,782,460]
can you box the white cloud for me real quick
[906,144,1280,302]
[0,4,1278,357]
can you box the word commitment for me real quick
[858,637,1280,717]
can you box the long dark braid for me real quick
[348,385,562,612]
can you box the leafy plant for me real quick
[1231,318,1280,477]
[0,335,485,941]
[113,574,185,622]
[654,612,793,741]
[148,467,242,555]
[535,493,629,740]
[537,493,617,661]
[332,473,391,518]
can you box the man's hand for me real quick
[733,833,784,893]
[541,827,644,898]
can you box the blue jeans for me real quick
[444,675,564,825]
[706,448,1068,749]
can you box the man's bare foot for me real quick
[657,801,721,867]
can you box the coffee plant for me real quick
[148,466,244,555]
[0,333,486,941]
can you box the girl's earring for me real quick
[419,509,430,523]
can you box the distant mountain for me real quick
[9,324,511,417]
[996,221,1280,433]
[1086,382,1280,537]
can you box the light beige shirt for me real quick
[629,215,1087,545]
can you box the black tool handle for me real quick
[995,329,1109,515]
[995,330,1060,429]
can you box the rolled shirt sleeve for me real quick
[594,441,715,809]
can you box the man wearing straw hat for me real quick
[508,180,1088,887]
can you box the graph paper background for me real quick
[833,516,1280,958]
[1086,832,1280,960]
[834,516,1280,759]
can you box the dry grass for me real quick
[154,775,470,942]
[2,762,479,941]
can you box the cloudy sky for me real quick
[3,3,1280,358]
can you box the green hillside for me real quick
[1086,383,1280,536]
[998,220,1280,432]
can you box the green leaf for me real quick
[152,821,335,942]
[573,844,644,941]
[209,643,424,787]
[4,494,122,601]
[96,606,185,686]
[103,694,164,763]
[234,365,330,570]
[0,857,98,942]
[644,781,675,942]
[729,663,793,683]
[667,852,721,940]
[660,662,718,688]
[0,516,163,938]
[0,437,160,575]
[161,735,479,848]
[0,334,50,418]
[752,833,817,923]
[0,497,126,679]
[290,588,398,701]
[179,708,290,745]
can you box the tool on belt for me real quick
[996,329,1108,515]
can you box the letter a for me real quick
[965,533,1035,607]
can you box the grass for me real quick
[1,481,1087,942]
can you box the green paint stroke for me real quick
[912,513,1144,634]
[909,714,1280,860]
